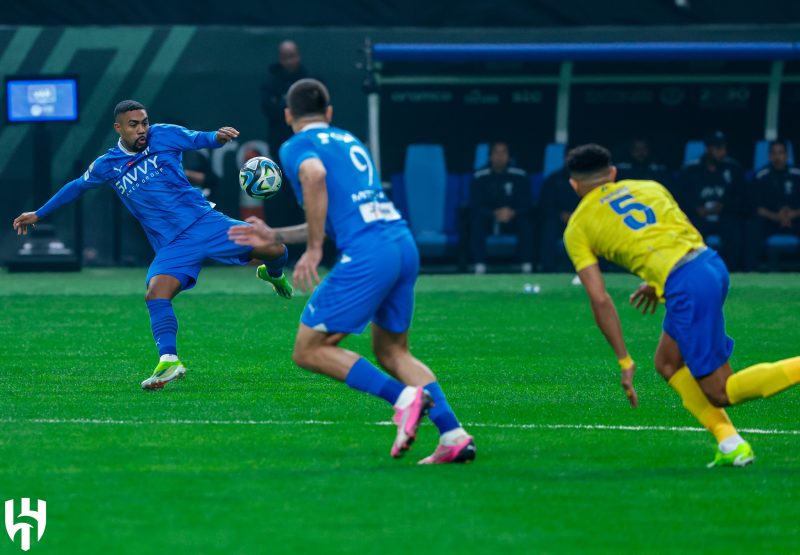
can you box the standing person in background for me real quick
[678,131,745,270]
[260,40,313,229]
[469,141,533,274]
[261,40,310,151]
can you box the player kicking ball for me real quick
[228,79,475,464]
[13,100,293,390]
[562,143,800,467]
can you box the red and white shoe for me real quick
[390,387,433,458]
[418,435,476,464]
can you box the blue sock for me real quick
[265,245,288,278]
[425,382,461,434]
[344,358,406,405]
[146,299,178,356]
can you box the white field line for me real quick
[1,418,798,436]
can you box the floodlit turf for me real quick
[1,267,799,554]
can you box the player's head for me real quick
[489,141,510,172]
[566,143,617,197]
[113,99,149,152]
[285,78,332,132]
[768,139,789,171]
[278,40,302,73]
[704,130,727,164]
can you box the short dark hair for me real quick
[769,139,788,151]
[114,100,146,118]
[286,79,329,119]
[566,144,612,176]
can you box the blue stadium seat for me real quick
[766,234,800,271]
[394,145,461,258]
[543,143,566,178]
[683,140,705,165]
[474,143,489,170]
[753,140,795,171]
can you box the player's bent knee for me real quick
[706,389,731,408]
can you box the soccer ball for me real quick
[239,156,283,199]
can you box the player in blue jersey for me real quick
[229,79,476,463]
[13,100,293,390]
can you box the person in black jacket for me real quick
[616,139,671,185]
[678,131,745,270]
[746,140,800,268]
[260,40,310,151]
[469,142,533,273]
[260,40,313,228]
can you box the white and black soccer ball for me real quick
[239,156,283,200]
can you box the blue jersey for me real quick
[35,124,221,251]
[279,123,410,250]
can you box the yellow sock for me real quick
[668,366,737,443]
[726,356,800,405]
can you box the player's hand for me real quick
[293,247,322,293]
[227,217,275,247]
[13,212,39,235]
[215,127,240,144]
[620,363,638,408]
[629,283,658,315]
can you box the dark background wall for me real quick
[4,0,800,27]
[2,20,800,264]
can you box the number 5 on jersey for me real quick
[608,194,656,230]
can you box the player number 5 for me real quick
[608,194,656,231]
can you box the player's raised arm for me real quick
[13,163,106,235]
[293,157,328,292]
[577,264,638,407]
[155,123,239,152]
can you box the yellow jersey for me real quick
[563,179,704,298]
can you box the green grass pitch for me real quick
[1,268,799,554]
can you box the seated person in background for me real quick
[678,131,745,270]
[616,138,670,184]
[538,164,579,272]
[748,140,800,266]
[469,141,533,274]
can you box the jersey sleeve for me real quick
[35,158,108,219]
[151,124,219,152]
[563,220,598,272]
[279,136,320,185]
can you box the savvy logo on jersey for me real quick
[114,155,165,196]
[5,499,46,552]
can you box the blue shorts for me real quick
[146,210,253,291]
[662,248,734,378]
[301,233,419,334]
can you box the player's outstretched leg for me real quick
[141,275,187,390]
[293,324,430,458]
[371,325,476,464]
[724,357,800,405]
[255,244,293,299]
[655,332,753,467]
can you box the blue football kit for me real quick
[280,123,417,334]
[35,124,253,289]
